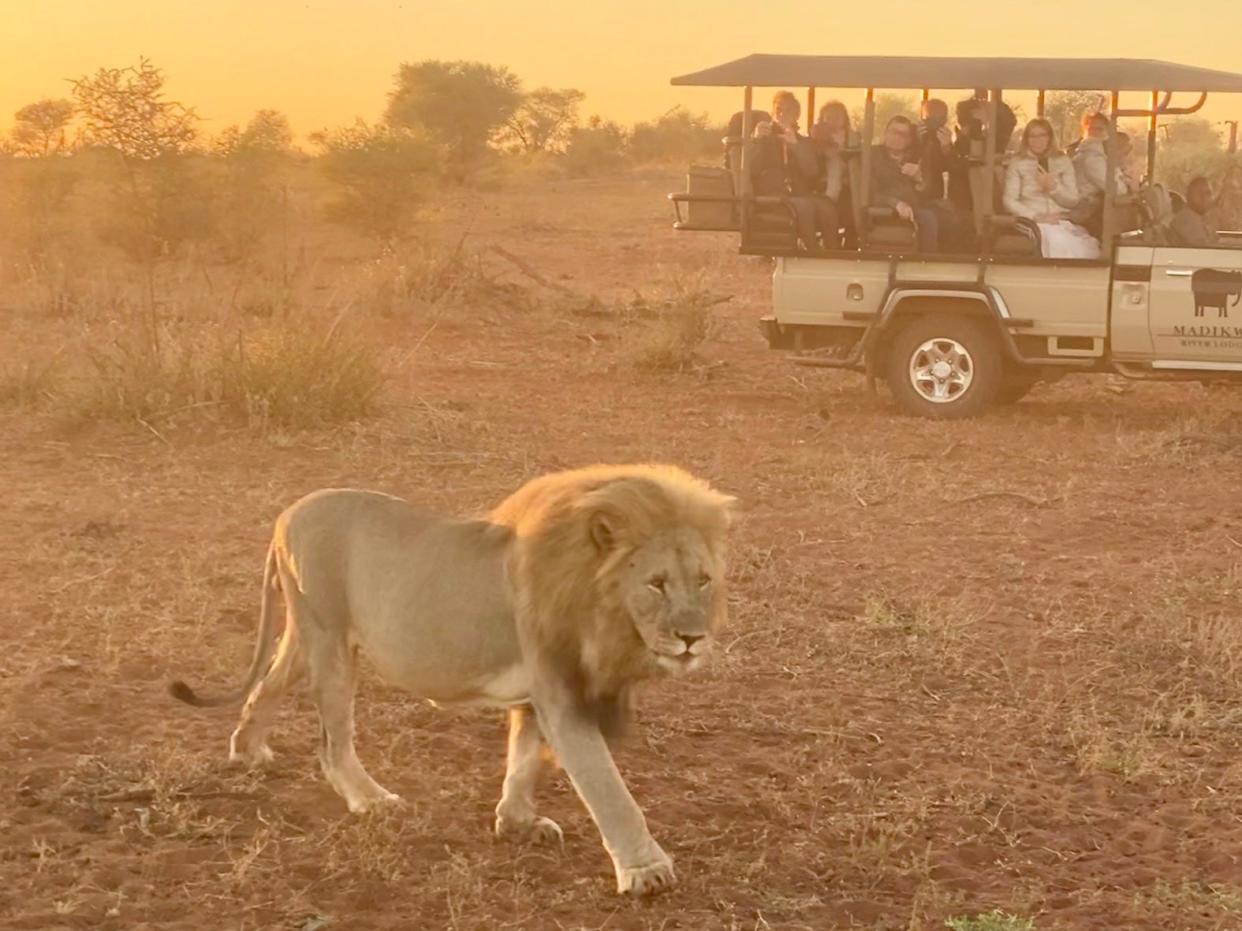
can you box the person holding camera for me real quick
[748,91,840,253]
[917,98,956,201]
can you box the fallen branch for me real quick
[489,245,576,295]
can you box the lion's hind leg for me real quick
[228,619,303,767]
[306,631,401,813]
[494,705,563,845]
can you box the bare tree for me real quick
[216,109,296,157]
[11,99,76,157]
[1044,90,1109,146]
[70,58,208,327]
[71,58,198,159]
[503,87,584,154]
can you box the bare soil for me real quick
[3,170,1242,930]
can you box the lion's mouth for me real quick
[654,650,705,674]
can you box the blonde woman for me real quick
[1003,119,1100,259]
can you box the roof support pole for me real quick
[921,88,930,102]
[1103,90,1120,249]
[1146,89,1159,182]
[740,85,754,195]
[983,90,999,229]
[859,88,875,237]
[807,87,816,126]
[1036,90,1046,118]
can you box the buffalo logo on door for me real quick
[1191,269,1242,318]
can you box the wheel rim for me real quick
[909,337,974,404]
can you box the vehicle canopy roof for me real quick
[670,55,1242,93]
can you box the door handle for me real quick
[1165,269,1193,277]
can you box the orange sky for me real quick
[3,0,1241,140]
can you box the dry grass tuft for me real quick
[627,276,726,372]
[0,357,60,408]
[76,311,384,428]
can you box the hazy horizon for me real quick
[4,0,1242,140]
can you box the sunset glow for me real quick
[5,0,1241,138]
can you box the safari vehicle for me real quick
[668,57,1242,418]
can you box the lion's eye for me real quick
[647,576,667,594]
[698,574,712,589]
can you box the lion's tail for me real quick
[169,543,282,708]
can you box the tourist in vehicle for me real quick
[1071,112,1126,234]
[947,91,1015,214]
[749,91,840,253]
[869,115,969,253]
[812,100,852,150]
[1170,177,1221,246]
[918,98,956,201]
[954,89,1017,156]
[1002,119,1100,259]
[810,100,852,247]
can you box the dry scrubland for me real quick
[3,167,1242,931]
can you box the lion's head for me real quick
[492,464,735,732]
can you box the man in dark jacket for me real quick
[748,91,840,252]
[948,90,1017,214]
[918,98,957,201]
[869,115,969,252]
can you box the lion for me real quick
[169,463,734,895]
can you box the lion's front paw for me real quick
[347,790,404,814]
[495,813,564,846]
[615,853,676,896]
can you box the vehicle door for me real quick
[1148,246,1242,363]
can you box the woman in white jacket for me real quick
[1003,119,1101,259]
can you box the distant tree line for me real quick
[3,58,1237,256]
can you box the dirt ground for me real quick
[3,170,1242,930]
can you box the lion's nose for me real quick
[678,633,705,650]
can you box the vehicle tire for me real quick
[884,314,1003,419]
[996,371,1041,404]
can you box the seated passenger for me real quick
[1002,119,1101,259]
[918,99,957,201]
[1169,177,1221,247]
[1071,112,1127,234]
[955,90,1017,156]
[869,115,971,253]
[749,90,839,253]
[810,100,851,247]
[948,91,1015,213]
[812,99,852,151]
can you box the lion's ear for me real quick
[588,511,619,551]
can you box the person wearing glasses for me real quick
[1002,119,1100,259]
[869,115,968,252]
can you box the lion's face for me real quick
[617,528,725,676]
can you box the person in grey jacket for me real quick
[1003,119,1100,259]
